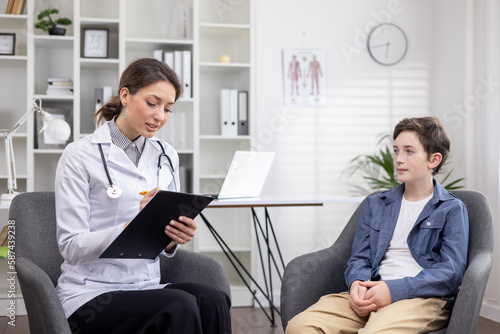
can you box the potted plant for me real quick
[345,134,465,195]
[35,9,72,36]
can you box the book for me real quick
[13,0,24,14]
[100,191,214,259]
[46,89,74,96]
[47,77,72,83]
[10,0,20,14]
[48,81,73,86]
[46,77,73,96]
[47,86,74,95]
[5,0,15,14]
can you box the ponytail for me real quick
[94,95,122,126]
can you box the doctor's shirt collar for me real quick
[108,117,146,153]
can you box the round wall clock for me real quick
[367,23,408,66]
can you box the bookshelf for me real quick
[195,0,255,306]
[0,0,255,307]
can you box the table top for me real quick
[0,196,365,210]
[207,195,364,208]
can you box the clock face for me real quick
[367,23,407,66]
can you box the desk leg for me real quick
[251,207,286,279]
[199,212,281,326]
[250,207,286,326]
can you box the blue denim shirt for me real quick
[345,180,469,302]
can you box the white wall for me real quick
[433,0,500,322]
[255,0,500,322]
[255,0,435,300]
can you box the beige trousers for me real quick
[285,292,450,334]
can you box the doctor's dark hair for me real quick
[393,116,451,175]
[94,58,183,125]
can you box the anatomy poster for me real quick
[282,49,326,106]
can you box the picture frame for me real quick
[282,49,326,107]
[35,107,72,149]
[0,33,16,55]
[83,29,108,58]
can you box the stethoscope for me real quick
[97,140,176,199]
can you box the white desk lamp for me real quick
[1,98,71,204]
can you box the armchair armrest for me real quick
[16,257,71,334]
[159,249,231,299]
[446,253,493,334]
[281,244,349,330]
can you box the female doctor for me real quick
[55,58,231,334]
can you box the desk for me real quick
[201,196,363,326]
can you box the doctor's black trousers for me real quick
[67,282,232,334]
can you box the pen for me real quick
[139,191,149,196]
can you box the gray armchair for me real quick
[10,192,231,334]
[281,190,494,334]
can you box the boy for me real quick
[286,117,469,333]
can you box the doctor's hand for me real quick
[164,216,197,253]
[124,187,165,229]
[139,187,161,211]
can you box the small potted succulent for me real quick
[35,8,72,36]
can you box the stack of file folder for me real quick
[220,89,248,136]
[154,49,191,100]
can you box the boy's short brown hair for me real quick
[393,116,451,175]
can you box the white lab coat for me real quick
[55,122,180,318]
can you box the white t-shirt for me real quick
[379,193,433,280]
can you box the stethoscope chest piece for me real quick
[98,140,176,199]
[107,185,122,199]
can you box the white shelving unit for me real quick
[0,8,29,313]
[0,0,255,308]
[194,0,256,307]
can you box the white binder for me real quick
[174,50,183,86]
[182,50,191,99]
[164,51,174,69]
[153,50,163,62]
[220,89,231,136]
[229,89,238,136]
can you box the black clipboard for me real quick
[100,191,215,259]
